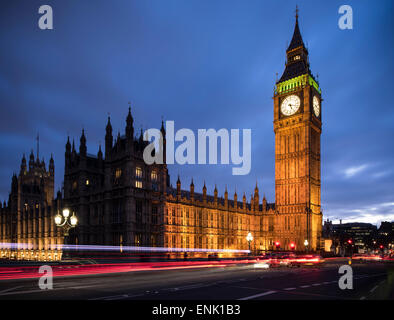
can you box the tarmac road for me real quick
[0,260,392,300]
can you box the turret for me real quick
[214,184,218,202]
[49,154,54,176]
[65,136,71,154]
[79,129,87,156]
[139,128,143,143]
[234,190,238,209]
[176,175,181,199]
[224,185,228,207]
[263,194,267,212]
[243,192,246,210]
[202,181,207,202]
[20,154,27,175]
[160,120,166,163]
[65,137,71,170]
[105,116,113,158]
[98,144,103,160]
[29,150,34,170]
[254,182,259,209]
[190,178,194,199]
[126,106,134,139]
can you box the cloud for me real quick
[372,170,392,179]
[325,202,394,226]
[343,164,369,178]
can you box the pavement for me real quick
[0,259,392,300]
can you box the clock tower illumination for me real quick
[273,10,322,251]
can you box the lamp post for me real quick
[304,239,309,253]
[55,208,78,260]
[246,232,253,256]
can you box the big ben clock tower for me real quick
[273,10,322,251]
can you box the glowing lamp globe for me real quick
[62,208,70,218]
[54,214,62,226]
[70,214,78,226]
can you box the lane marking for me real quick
[230,285,265,291]
[312,283,321,286]
[284,287,296,291]
[0,283,103,296]
[360,296,366,300]
[300,285,310,288]
[370,285,378,293]
[0,289,48,296]
[0,286,24,294]
[90,293,144,301]
[238,290,277,300]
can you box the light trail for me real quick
[0,242,250,253]
[0,259,257,281]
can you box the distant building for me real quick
[323,219,377,251]
[377,221,393,249]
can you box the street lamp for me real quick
[246,232,253,255]
[304,239,309,252]
[55,208,78,260]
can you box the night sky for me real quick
[1,0,393,226]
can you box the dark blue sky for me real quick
[1,0,393,225]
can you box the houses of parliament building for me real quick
[0,13,323,261]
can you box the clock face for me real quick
[313,96,320,117]
[281,95,301,116]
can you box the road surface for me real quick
[0,260,392,300]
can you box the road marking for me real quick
[360,296,366,300]
[68,285,102,290]
[284,287,296,291]
[300,285,310,288]
[238,290,277,300]
[90,293,144,300]
[370,285,378,293]
[0,283,102,297]
[168,283,213,291]
[0,286,24,294]
[312,283,321,286]
[0,289,47,296]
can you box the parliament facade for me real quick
[0,14,323,260]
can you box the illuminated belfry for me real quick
[273,8,323,251]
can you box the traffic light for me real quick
[290,242,295,250]
[275,241,280,250]
[379,245,384,250]
[347,239,352,245]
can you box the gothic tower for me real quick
[273,10,322,251]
